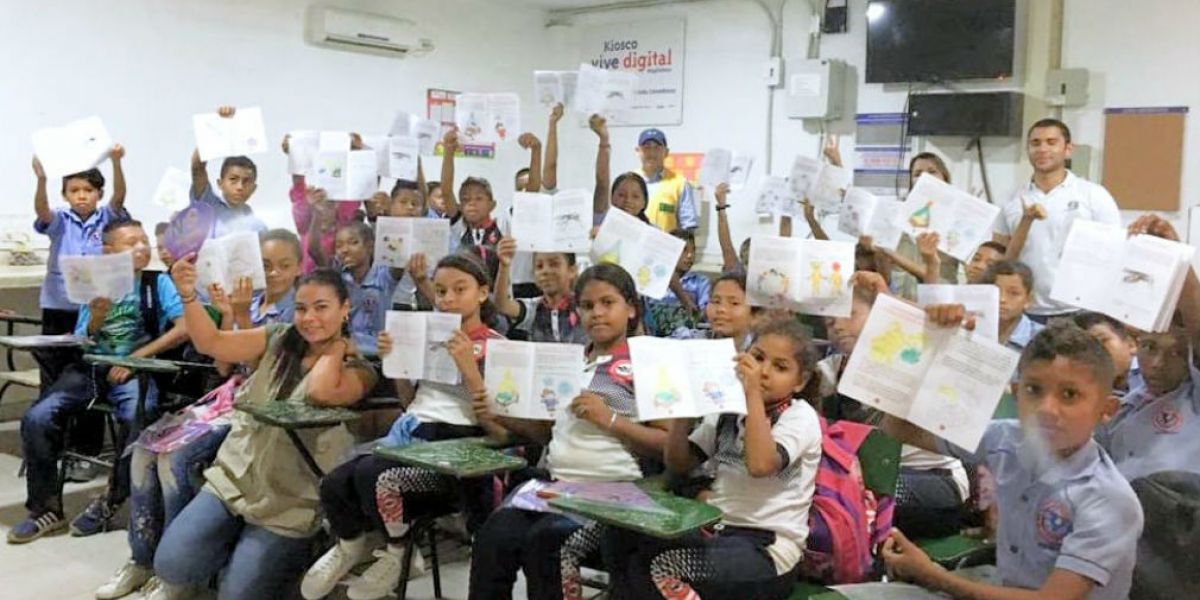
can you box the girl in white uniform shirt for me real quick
[468,263,670,600]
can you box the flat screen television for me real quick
[865,0,1016,84]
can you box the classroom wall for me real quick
[0,0,553,247]
[1060,0,1200,232]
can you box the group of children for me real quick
[11,106,1190,600]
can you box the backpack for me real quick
[136,271,215,407]
[801,417,895,585]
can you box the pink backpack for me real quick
[801,417,894,584]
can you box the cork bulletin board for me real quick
[1101,107,1188,211]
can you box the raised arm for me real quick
[519,133,542,192]
[32,156,52,226]
[590,115,611,216]
[542,103,563,190]
[737,354,788,476]
[714,183,739,272]
[170,257,268,364]
[915,232,943,284]
[439,131,460,219]
[800,203,825,240]
[823,134,843,168]
[1005,201,1046,260]
[492,238,522,319]
[306,340,373,407]
[190,148,210,199]
[108,144,127,213]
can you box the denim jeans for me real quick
[21,364,157,515]
[154,491,313,600]
[127,425,231,566]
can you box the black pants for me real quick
[35,308,104,457]
[468,507,601,600]
[319,422,487,543]
[894,467,966,539]
[602,525,798,600]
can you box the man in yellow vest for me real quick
[636,128,699,232]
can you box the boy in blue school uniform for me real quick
[32,146,129,387]
[983,260,1044,353]
[881,316,1143,599]
[647,228,712,337]
[1072,312,1140,397]
[11,220,189,544]
[189,106,267,237]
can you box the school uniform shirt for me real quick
[35,205,127,311]
[1095,365,1200,482]
[688,400,822,574]
[192,186,268,237]
[449,214,507,254]
[340,262,398,354]
[406,325,504,426]
[995,172,1120,316]
[512,295,587,344]
[204,323,378,537]
[938,420,1142,598]
[73,272,184,356]
[248,289,296,327]
[547,341,644,482]
[1005,314,1045,353]
[646,271,712,337]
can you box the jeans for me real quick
[154,491,313,600]
[602,525,797,600]
[468,508,598,600]
[21,364,157,515]
[127,425,231,566]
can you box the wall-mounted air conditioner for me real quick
[306,6,434,58]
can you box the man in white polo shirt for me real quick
[995,118,1121,321]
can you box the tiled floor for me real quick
[0,421,535,600]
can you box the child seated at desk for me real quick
[12,220,187,545]
[468,263,670,600]
[151,265,376,600]
[301,253,504,600]
[493,237,587,344]
[94,229,303,599]
[600,317,823,600]
[880,315,1142,600]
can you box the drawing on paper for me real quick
[830,262,844,295]
[908,201,932,228]
[539,377,560,414]
[495,371,520,407]
[595,240,622,265]
[809,261,823,296]
[65,263,94,287]
[868,322,925,366]
[755,268,790,304]
[652,367,682,412]
[1121,269,1153,285]
[701,381,726,409]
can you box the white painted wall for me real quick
[1061,0,1200,231]
[0,0,552,246]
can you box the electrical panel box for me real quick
[1046,68,1089,108]
[785,58,847,120]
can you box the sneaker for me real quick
[140,581,190,600]
[7,511,66,544]
[345,546,425,600]
[71,496,118,537]
[95,561,152,599]
[138,576,163,597]
[300,537,371,600]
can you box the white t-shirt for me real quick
[995,171,1120,315]
[690,401,822,574]
[546,344,643,482]
[406,326,503,426]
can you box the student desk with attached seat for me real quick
[235,400,361,478]
[82,354,213,429]
[548,478,723,539]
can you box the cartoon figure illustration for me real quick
[908,201,932,229]
[494,119,507,141]
[540,387,558,414]
[809,261,823,296]
[596,240,622,265]
[653,367,682,412]
[829,261,844,295]
[495,370,520,407]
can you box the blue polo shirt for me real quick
[191,186,267,238]
[340,263,398,354]
[35,205,127,311]
[249,289,295,327]
[1095,365,1200,482]
[939,421,1142,598]
[1005,314,1044,352]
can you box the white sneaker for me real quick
[137,576,163,598]
[301,537,371,600]
[345,546,426,600]
[95,561,152,599]
[140,581,190,600]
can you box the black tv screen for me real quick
[865,0,1016,84]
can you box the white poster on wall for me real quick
[579,18,686,126]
